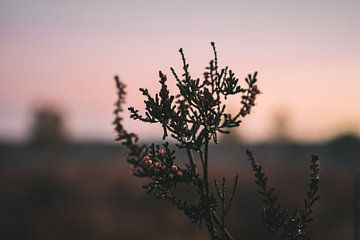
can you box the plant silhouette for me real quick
[113,42,320,240]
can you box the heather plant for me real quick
[113,42,320,240]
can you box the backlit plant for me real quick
[113,42,320,240]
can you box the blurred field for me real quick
[0,136,359,240]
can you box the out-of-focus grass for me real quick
[0,141,358,240]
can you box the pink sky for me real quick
[1,0,359,142]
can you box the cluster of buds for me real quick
[143,155,153,167]
[142,150,183,179]
[310,155,321,180]
[240,83,261,117]
[247,149,259,171]
[171,164,183,177]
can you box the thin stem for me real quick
[212,211,234,240]
[222,178,226,239]
[204,133,210,199]
[186,147,198,175]
[225,175,239,216]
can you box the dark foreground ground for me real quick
[0,135,359,240]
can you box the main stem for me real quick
[212,211,234,240]
[203,133,218,239]
[202,132,235,240]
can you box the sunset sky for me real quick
[1,0,359,142]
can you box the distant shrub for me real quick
[113,43,320,240]
[29,106,68,146]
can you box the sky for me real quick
[0,0,359,143]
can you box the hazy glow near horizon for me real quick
[1,0,359,142]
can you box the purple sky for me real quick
[1,0,359,142]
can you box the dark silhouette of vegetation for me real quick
[328,134,360,164]
[355,175,360,240]
[247,150,320,240]
[113,42,320,239]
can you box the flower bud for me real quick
[158,148,166,157]
[145,159,153,166]
[171,165,178,171]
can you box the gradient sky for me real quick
[1,0,359,142]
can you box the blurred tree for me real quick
[28,106,68,146]
[270,109,291,143]
[327,133,360,165]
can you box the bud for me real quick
[171,165,178,171]
[145,159,153,166]
[176,171,183,177]
[158,148,166,157]
[143,155,150,161]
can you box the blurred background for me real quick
[0,0,359,239]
